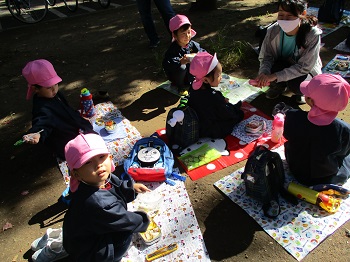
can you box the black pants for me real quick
[271,59,310,95]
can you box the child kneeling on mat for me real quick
[187,52,244,138]
[63,133,150,261]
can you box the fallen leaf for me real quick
[3,222,13,231]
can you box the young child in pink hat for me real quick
[187,52,244,138]
[21,59,95,160]
[63,133,150,261]
[284,73,350,185]
[162,14,205,96]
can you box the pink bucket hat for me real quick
[169,14,197,42]
[300,74,350,126]
[64,133,114,192]
[22,59,62,100]
[190,52,219,90]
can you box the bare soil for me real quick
[1,0,350,261]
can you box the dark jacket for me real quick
[162,40,204,78]
[188,85,244,138]
[63,174,150,261]
[29,91,95,159]
[284,109,350,185]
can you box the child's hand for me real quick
[134,183,151,193]
[22,133,41,144]
[180,56,190,65]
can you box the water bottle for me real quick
[80,88,95,118]
[271,113,284,143]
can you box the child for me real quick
[22,59,95,160]
[284,74,350,186]
[63,133,150,261]
[188,52,244,138]
[162,14,205,95]
[254,0,322,104]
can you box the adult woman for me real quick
[255,0,322,104]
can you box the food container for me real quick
[139,220,162,245]
[136,191,162,212]
[104,120,117,133]
[245,120,265,134]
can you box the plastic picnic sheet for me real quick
[214,146,350,261]
[58,102,142,185]
[121,181,211,262]
[322,54,350,78]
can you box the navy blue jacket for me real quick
[188,85,244,138]
[284,109,350,185]
[162,40,204,77]
[63,174,150,261]
[29,91,95,159]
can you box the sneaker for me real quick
[178,89,189,96]
[32,240,69,262]
[266,86,287,99]
[294,95,306,105]
[31,228,63,251]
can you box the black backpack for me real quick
[241,146,296,218]
[318,0,345,25]
[166,97,199,152]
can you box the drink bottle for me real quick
[271,113,284,143]
[80,88,95,118]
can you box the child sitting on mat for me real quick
[284,74,350,186]
[163,14,205,96]
[63,133,150,261]
[187,52,244,138]
[22,59,95,160]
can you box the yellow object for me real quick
[145,243,178,261]
[287,182,341,213]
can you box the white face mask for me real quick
[277,18,300,33]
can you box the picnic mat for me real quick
[157,102,285,181]
[322,53,350,78]
[334,39,350,53]
[58,101,142,184]
[214,146,350,261]
[121,180,210,262]
[307,7,350,38]
[157,73,269,105]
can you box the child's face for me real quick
[74,154,112,188]
[205,63,223,87]
[174,26,192,47]
[34,84,58,98]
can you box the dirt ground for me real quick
[1,0,350,261]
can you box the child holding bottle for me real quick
[162,14,205,96]
[188,52,244,138]
[63,133,150,261]
[22,59,95,160]
[284,74,350,185]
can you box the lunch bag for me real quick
[318,0,345,24]
[241,145,296,218]
[123,135,185,184]
[166,97,199,152]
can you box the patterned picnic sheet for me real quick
[214,146,350,261]
[58,102,142,184]
[122,180,211,262]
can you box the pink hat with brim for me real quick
[190,52,218,90]
[64,133,115,192]
[300,73,350,126]
[169,14,197,42]
[22,59,62,100]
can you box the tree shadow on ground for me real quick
[203,197,261,260]
[121,88,179,122]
